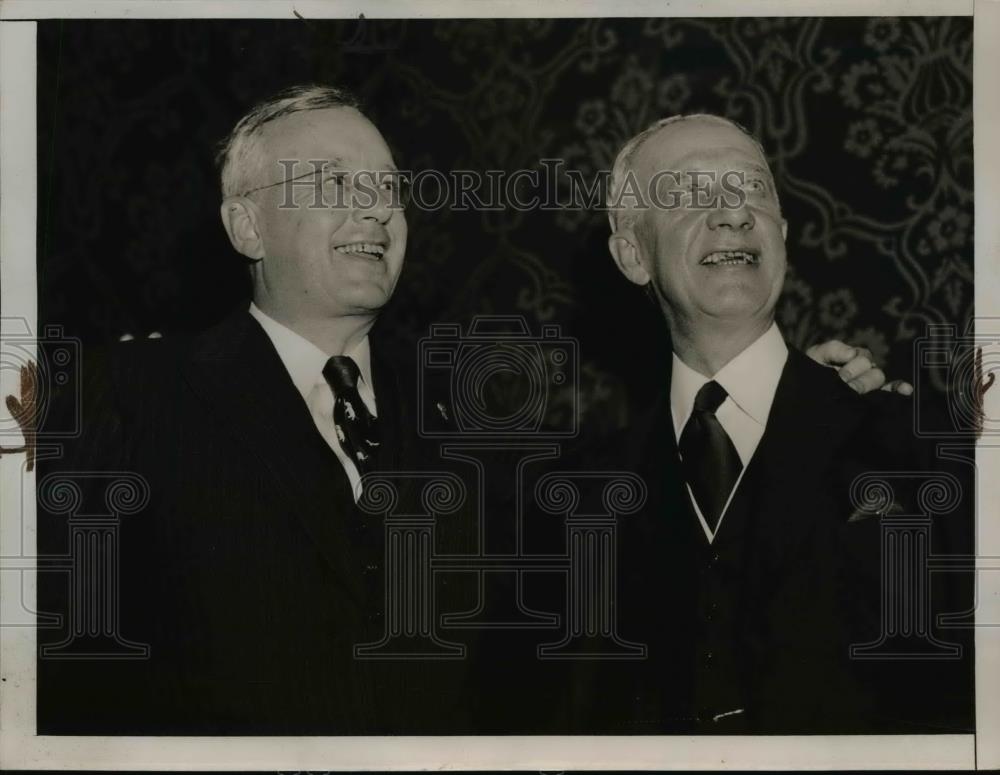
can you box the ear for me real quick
[608,228,651,287]
[220,197,265,262]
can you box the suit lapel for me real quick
[367,331,423,513]
[617,357,705,612]
[180,309,368,608]
[719,349,866,560]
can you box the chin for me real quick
[700,300,775,326]
[704,287,769,313]
[341,286,393,313]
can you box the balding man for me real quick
[38,84,472,735]
[554,113,973,734]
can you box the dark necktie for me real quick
[322,355,380,476]
[678,380,743,533]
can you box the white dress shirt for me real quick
[670,322,788,543]
[249,303,377,501]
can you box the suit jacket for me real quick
[488,344,974,734]
[37,308,477,734]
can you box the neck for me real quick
[254,298,376,356]
[669,314,773,377]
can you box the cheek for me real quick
[769,257,788,296]
[651,229,692,286]
[318,209,353,241]
[655,211,699,249]
[766,235,788,276]
[322,208,351,242]
[386,216,408,272]
[391,215,408,248]
[268,210,336,254]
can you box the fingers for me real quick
[837,348,876,383]
[846,366,886,394]
[119,332,163,342]
[881,379,914,396]
[808,340,911,396]
[806,339,855,367]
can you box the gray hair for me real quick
[606,113,771,232]
[216,84,362,199]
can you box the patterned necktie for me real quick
[678,380,743,533]
[322,355,380,476]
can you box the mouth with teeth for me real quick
[334,242,387,261]
[700,250,760,267]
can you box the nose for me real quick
[706,200,755,231]
[352,196,392,225]
[351,172,394,225]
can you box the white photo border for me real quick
[1,0,997,770]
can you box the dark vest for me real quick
[568,349,878,734]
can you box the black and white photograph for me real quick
[0,0,997,770]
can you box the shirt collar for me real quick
[670,322,788,436]
[248,302,374,402]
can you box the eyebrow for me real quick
[261,157,343,177]
[322,159,400,175]
[315,157,346,171]
[743,163,772,178]
[654,160,776,191]
[666,149,772,174]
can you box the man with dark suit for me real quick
[36,84,474,734]
[553,113,974,734]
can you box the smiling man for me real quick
[570,113,973,734]
[218,89,408,497]
[609,115,794,544]
[608,113,883,545]
[36,85,470,735]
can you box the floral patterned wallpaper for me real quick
[37,17,972,427]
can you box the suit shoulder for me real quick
[785,347,856,394]
[857,386,913,417]
[783,347,871,417]
[781,349,922,457]
[69,333,200,425]
[100,334,191,380]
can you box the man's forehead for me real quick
[259,106,395,168]
[634,120,770,175]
